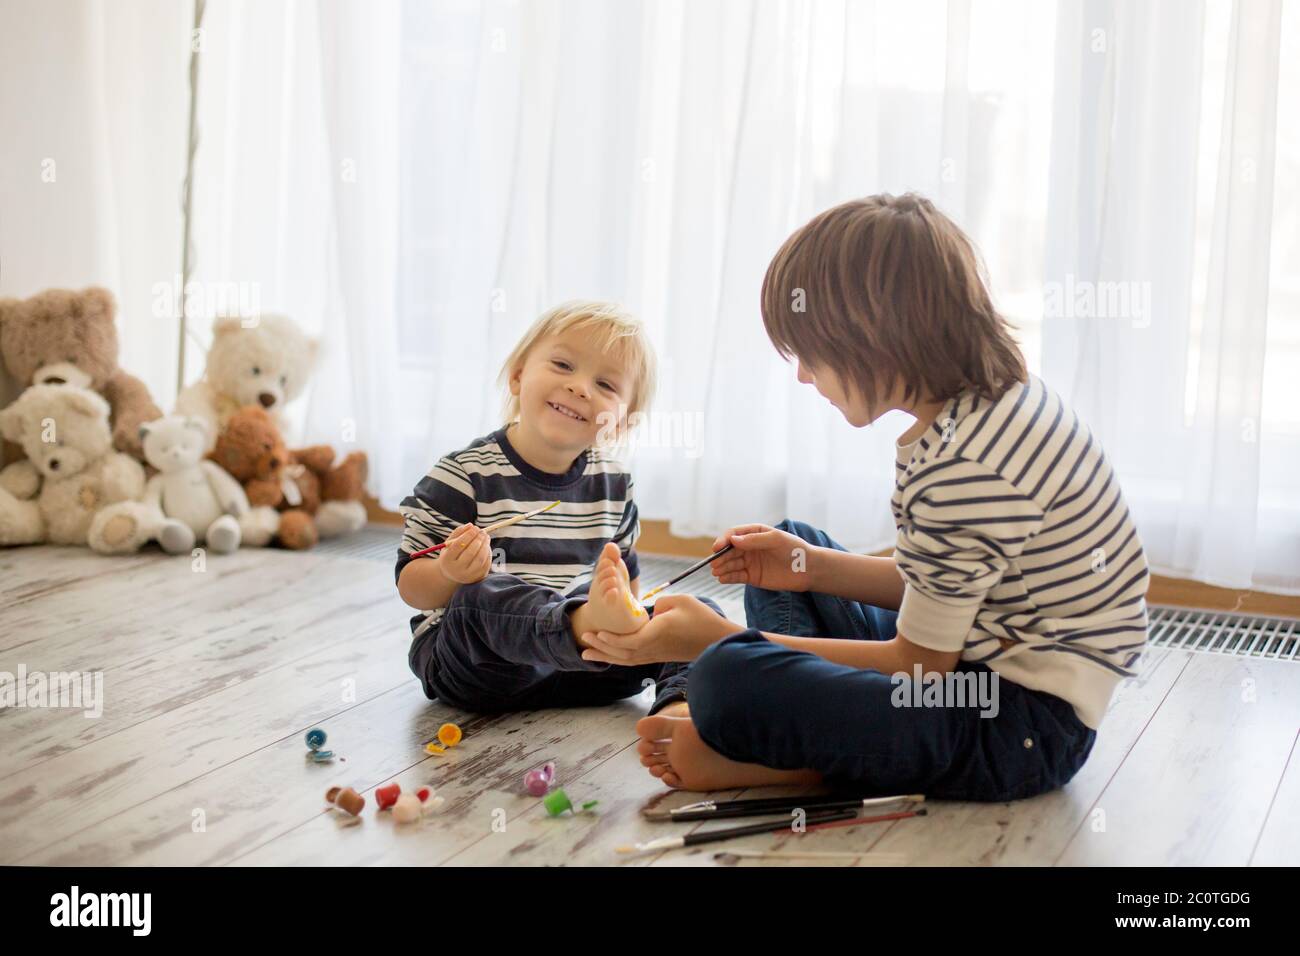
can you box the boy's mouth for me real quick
[547,400,588,423]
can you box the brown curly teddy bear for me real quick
[293,444,370,511]
[210,405,369,551]
[0,287,162,465]
[211,405,320,550]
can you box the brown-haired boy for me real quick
[594,194,1150,797]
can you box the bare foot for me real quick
[634,714,822,791]
[571,542,648,644]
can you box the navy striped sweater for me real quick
[396,427,640,638]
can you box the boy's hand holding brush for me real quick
[438,524,493,584]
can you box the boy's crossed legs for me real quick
[409,543,700,713]
[635,520,1097,801]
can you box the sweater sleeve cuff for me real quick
[897,584,981,653]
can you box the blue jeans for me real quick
[685,520,1097,802]
[408,572,707,714]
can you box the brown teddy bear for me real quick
[0,287,162,465]
[210,405,321,550]
[293,444,370,532]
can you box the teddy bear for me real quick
[173,312,368,537]
[0,287,163,465]
[174,313,319,453]
[209,405,322,550]
[292,445,370,538]
[0,385,146,547]
[87,415,269,556]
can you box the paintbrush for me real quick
[615,806,926,858]
[712,849,907,864]
[408,500,561,558]
[640,543,735,602]
[642,792,924,822]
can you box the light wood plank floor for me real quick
[2,541,1297,867]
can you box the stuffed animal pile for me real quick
[0,286,369,555]
[179,314,368,542]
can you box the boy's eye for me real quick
[597,381,615,392]
[551,360,572,371]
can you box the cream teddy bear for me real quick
[87,415,274,555]
[174,314,319,453]
[0,385,145,546]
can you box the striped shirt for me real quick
[395,427,641,638]
[892,374,1150,729]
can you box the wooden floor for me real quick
[2,540,1298,867]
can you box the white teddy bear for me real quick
[175,314,319,453]
[0,384,145,546]
[88,415,272,555]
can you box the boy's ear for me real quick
[507,365,523,397]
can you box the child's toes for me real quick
[636,738,665,758]
[636,714,680,743]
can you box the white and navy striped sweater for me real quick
[893,374,1150,729]
[396,427,640,639]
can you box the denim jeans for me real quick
[408,572,708,714]
[683,519,1098,802]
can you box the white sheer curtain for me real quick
[0,0,189,410]
[393,0,1057,557]
[395,0,1297,592]
[1044,0,1298,592]
[5,0,1294,593]
[181,0,406,504]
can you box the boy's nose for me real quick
[566,381,590,399]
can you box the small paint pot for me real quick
[375,782,402,811]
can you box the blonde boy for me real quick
[396,301,705,712]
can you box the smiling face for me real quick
[508,328,636,456]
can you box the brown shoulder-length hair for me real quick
[760,193,1026,408]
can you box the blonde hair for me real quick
[497,300,658,425]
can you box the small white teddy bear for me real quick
[0,384,145,546]
[88,415,266,555]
